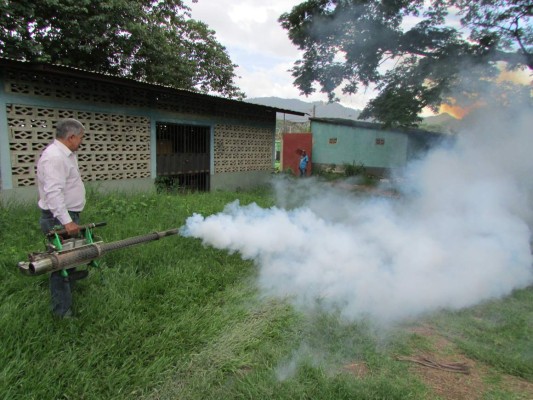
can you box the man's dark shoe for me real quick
[68,270,89,281]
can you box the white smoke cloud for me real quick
[180,109,533,325]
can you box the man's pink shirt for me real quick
[37,139,85,225]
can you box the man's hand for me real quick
[63,222,80,236]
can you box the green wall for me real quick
[311,121,409,169]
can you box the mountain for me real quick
[246,97,361,122]
[420,112,461,134]
[248,96,461,133]
[422,112,456,126]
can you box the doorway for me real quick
[156,123,210,191]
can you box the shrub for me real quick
[343,162,366,177]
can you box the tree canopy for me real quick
[0,0,244,98]
[280,0,532,126]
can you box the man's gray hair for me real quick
[56,118,85,139]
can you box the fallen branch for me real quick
[396,356,471,374]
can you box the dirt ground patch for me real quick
[342,361,370,378]
[403,325,533,400]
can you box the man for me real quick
[37,118,86,318]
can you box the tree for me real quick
[279,0,532,126]
[0,0,244,98]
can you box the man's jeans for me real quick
[39,209,81,317]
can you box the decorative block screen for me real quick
[7,105,151,187]
[214,124,273,173]
[3,68,278,190]
[4,68,273,122]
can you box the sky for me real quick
[189,0,377,111]
[189,0,531,117]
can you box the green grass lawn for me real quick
[1,187,531,399]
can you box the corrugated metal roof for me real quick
[0,57,306,116]
[310,117,445,137]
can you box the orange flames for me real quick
[439,103,466,119]
[436,66,531,120]
[438,103,482,120]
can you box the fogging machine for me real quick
[17,222,179,276]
